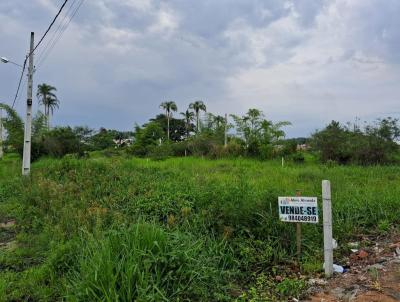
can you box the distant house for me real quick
[297,144,309,151]
[113,138,133,148]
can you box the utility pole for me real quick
[22,32,34,176]
[224,113,228,147]
[0,108,3,159]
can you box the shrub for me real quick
[224,141,245,157]
[290,152,305,164]
[41,127,80,158]
[311,119,400,165]
[89,128,119,150]
[126,144,148,157]
[171,141,188,156]
[147,143,174,160]
[187,135,215,156]
[280,139,298,156]
[208,144,224,159]
[259,144,274,160]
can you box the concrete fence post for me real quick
[322,180,333,277]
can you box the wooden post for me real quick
[281,157,284,167]
[322,180,333,277]
[296,190,302,259]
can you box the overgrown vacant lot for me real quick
[0,154,399,301]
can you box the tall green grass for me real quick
[67,223,234,301]
[0,155,399,301]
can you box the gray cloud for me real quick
[0,0,399,137]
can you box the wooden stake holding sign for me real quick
[278,192,319,260]
[278,182,334,277]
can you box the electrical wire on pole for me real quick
[10,0,70,109]
[11,60,27,108]
[36,0,85,70]
[30,0,69,56]
[35,0,79,67]
[20,0,70,175]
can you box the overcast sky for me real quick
[1,0,399,137]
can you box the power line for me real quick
[36,0,79,67]
[30,0,69,56]
[11,60,27,108]
[12,0,70,108]
[37,0,85,69]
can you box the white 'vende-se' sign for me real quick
[278,197,318,223]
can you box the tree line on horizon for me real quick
[1,83,399,165]
[130,100,294,160]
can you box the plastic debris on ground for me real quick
[323,263,346,274]
[348,242,360,248]
[332,238,338,249]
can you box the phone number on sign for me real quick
[287,215,317,222]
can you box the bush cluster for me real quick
[311,119,400,165]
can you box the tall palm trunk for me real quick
[42,92,50,130]
[166,109,170,140]
[196,111,199,133]
[45,104,50,130]
[47,111,51,130]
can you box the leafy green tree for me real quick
[189,101,206,133]
[260,120,291,145]
[203,113,229,144]
[204,113,225,130]
[213,115,225,128]
[160,101,177,140]
[32,111,48,139]
[366,117,400,142]
[311,118,400,164]
[231,109,290,157]
[311,121,351,163]
[150,114,187,142]
[134,122,164,146]
[73,126,95,154]
[0,103,24,155]
[37,83,59,129]
[180,110,195,139]
[90,128,121,150]
[231,109,263,155]
[129,121,164,156]
[41,127,80,158]
[73,126,94,144]
[0,103,48,159]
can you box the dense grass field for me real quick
[0,154,399,301]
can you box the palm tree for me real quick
[180,110,195,139]
[213,115,225,128]
[189,100,206,133]
[159,101,177,140]
[37,83,59,129]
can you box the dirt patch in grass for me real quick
[0,219,16,249]
[306,233,400,302]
